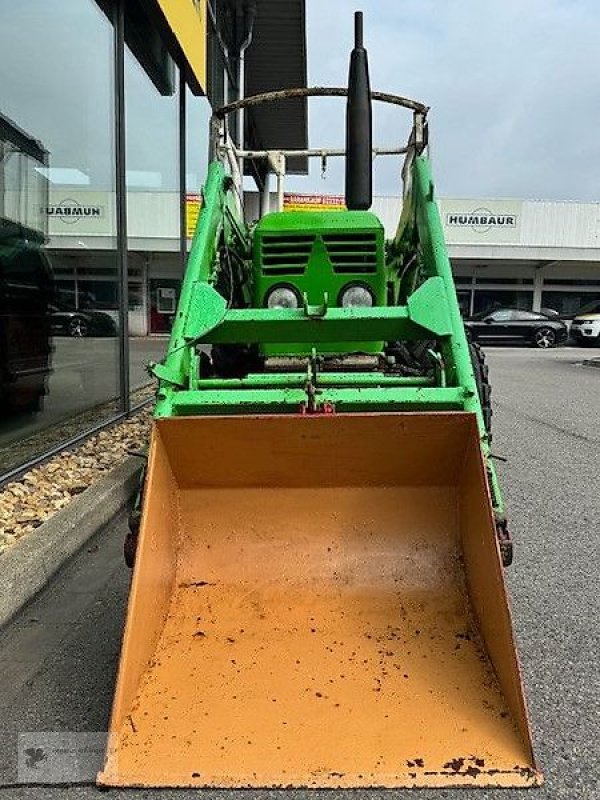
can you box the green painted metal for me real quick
[194,373,434,390]
[182,283,228,341]
[156,386,466,417]
[253,210,385,355]
[195,301,443,346]
[151,148,505,519]
[410,159,482,424]
[154,161,249,392]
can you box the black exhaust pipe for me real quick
[345,11,372,211]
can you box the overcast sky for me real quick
[292,0,600,200]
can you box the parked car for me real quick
[569,301,600,346]
[49,306,117,337]
[464,308,568,348]
[0,236,53,412]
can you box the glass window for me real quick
[186,87,211,242]
[475,277,534,285]
[488,310,513,322]
[0,0,119,476]
[541,291,600,317]
[125,42,180,402]
[513,310,546,321]
[472,290,533,316]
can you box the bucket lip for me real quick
[156,411,478,422]
[154,411,481,435]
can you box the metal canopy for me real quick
[244,0,308,174]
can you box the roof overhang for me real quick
[244,0,308,174]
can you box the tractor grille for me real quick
[260,231,379,274]
[261,235,314,275]
[322,232,378,273]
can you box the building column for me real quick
[532,268,544,312]
[533,260,560,312]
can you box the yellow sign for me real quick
[284,193,347,212]
[186,193,202,238]
[156,0,207,91]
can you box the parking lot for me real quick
[0,346,598,799]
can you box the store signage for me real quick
[46,191,114,237]
[440,199,522,244]
[185,193,203,238]
[284,194,346,212]
[446,207,518,233]
[45,199,104,224]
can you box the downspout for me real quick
[236,1,257,176]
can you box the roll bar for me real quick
[208,86,429,213]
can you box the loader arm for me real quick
[152,161,249,391]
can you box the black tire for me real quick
[385,339,435,377]
[533,326,556,349]
[68,316,89,337]
[469,341,492,441]
[211,343,263,379]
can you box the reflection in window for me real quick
[542,291,600,317]
[472,290,533,315]
[125,44,179,400]
[0,0,119,474]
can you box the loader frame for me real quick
[150,88,505,521]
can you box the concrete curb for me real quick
[0,456,143,629]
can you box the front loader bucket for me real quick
[99,413,540,789]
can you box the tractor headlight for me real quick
[339,284,374,308]
[266,286,300,309]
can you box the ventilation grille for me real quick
[261,234,314,275]
[260,231,379,275]
[322,232,378,273]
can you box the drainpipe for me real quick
[236,1,257,176]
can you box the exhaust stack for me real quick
[345,11,372,210]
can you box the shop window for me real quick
[472,290,533,316]
[475,277,534,285]
[541,291,600,317]
[125,37,179,399]
[186,86,212,197]
[0,0,119,475]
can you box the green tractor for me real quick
[101,12,540,791]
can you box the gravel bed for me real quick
[0,407,152,555]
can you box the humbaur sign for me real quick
[446,207,517,232]
[45,199,103,224]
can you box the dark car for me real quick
[49,305,117,337]
[464,308,568,349]
[0,235,53,412]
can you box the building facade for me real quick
[377,196,600,318]
[0,0,307,480]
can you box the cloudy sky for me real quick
[292,0,600,200]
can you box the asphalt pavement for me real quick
[0,346,598,799]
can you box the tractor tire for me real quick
[385,339,435,377]
[469,341,492,442]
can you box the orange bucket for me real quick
[98,413,540,788]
